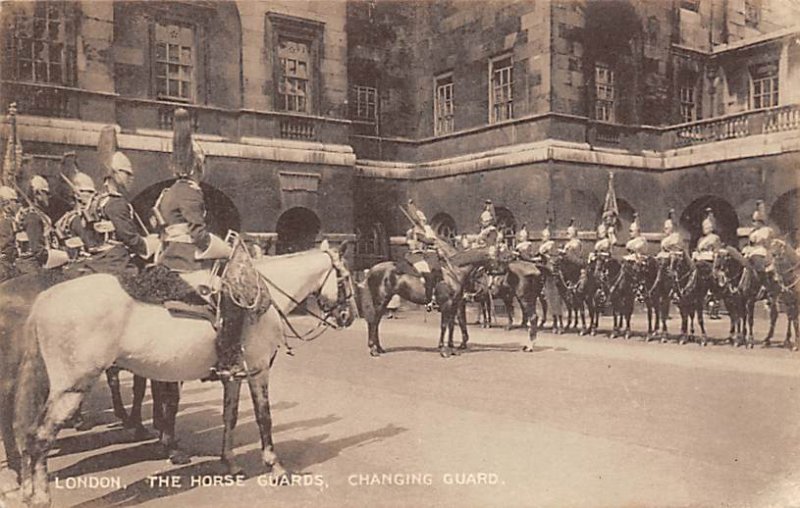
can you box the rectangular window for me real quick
[154,22,195,102]
[680,86,696,122]
[277,38,310,113]
[751,62,779,109]
[594,63,615,122]
[352,85,377,121]
[490,55,513,123]
[434,73,454,135]
[10,2,74,85]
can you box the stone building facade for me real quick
[1,0,798,266]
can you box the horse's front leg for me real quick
[126,375,152,440]
[247,366,289,479]
[152,381,189,465]
[439,309,451,358]
[458,301,469,350]
[105,366,128,423]
[522,298,538,352]
[220,378,244,475]
[696,302,708,346]
[764,297,779,346]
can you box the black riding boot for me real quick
[422,272,438,312]
[212,297,248,380]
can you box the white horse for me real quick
[11,242,357,507]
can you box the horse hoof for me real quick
[761,341,771,349]
[440,348,451,358]
[522,345,534,353]
[369,347,381,357]
[458,342,468,350]
[168,448,191,465]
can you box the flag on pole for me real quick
[1,103,23,187]
[602,171,618,221]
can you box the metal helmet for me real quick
[629,213,641,237]
[701,208,717,235]
[71,171,96,193]
[0,185,18,203]
[664,209,675,234]
[567,218,577,239]
[30,175,50,194]
[752,200,766,224]
[110,152,132,174]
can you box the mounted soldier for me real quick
[591,213,617,260]
[743,200,784,292]
[477,199,499,253]
[624,213,648,265]
[14,175,69,275]
[515,223,533,258]
[656,209,684,259]
[404,199,440,311]
[538,220,564,332]
[54,170,98,260]
[0,185,20,281]
[82,150,158,275]
[153,108,247,379]
[692,208,722,264]
[562,218,583,265]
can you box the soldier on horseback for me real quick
[405,199,440,312]
[692,208,722,264]
[154,108,248,379]
[591,211,617,260]
[0,185,20,281]
[81,152,159,274]
[477,199,499,253]
[743,200,785,293]
[539,220,564,332]
[14,175,70,274]
[515,223,533,258]
[656,209,684,259]
[54,171,98,260]
[624,213,648,264]
[562,218,583,265]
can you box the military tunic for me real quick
[82,190,146,275]
[744,225,775,259]
[594,229,616,253]
[158,178,211,272]
[693,233,721,262]
[656,232,684,258]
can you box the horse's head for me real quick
[317,240,358,328]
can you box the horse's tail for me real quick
[13,310,51,454]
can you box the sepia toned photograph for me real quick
[0,0,799,506]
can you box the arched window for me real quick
[680,196,739,249]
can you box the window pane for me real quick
[49,63,61,83]
[181,46,191,64]
[33,19,45,38]
[19,60,32,80]
[168,79,178,97]
[168,44,178,62]
[35,61,47,81]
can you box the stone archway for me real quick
[431,212,457,246]
[770,188,799,246]
[680,195,739,250]
[494,206,516,248]
[132,179,241,237]
[276,207,321,254]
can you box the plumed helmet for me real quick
[30,175,49,194]
[71,171,96,193]
[110,152,132,173]
[752,200,766,223]
[629,212,641,236]
[567,218,577,239]
[664,209,675,233]
[702,207,716,232]
[0,185,18,203]
[517,224,529,242]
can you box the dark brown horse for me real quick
[466,267,527,330]
[712,248,747,346]
[359,246,496,357]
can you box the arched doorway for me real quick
[680,195,739,249]
[132,180,241,237]
[770,189,799,246]
[495,207,516,249]
[430,212,457,246]
[276,207,320,254]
